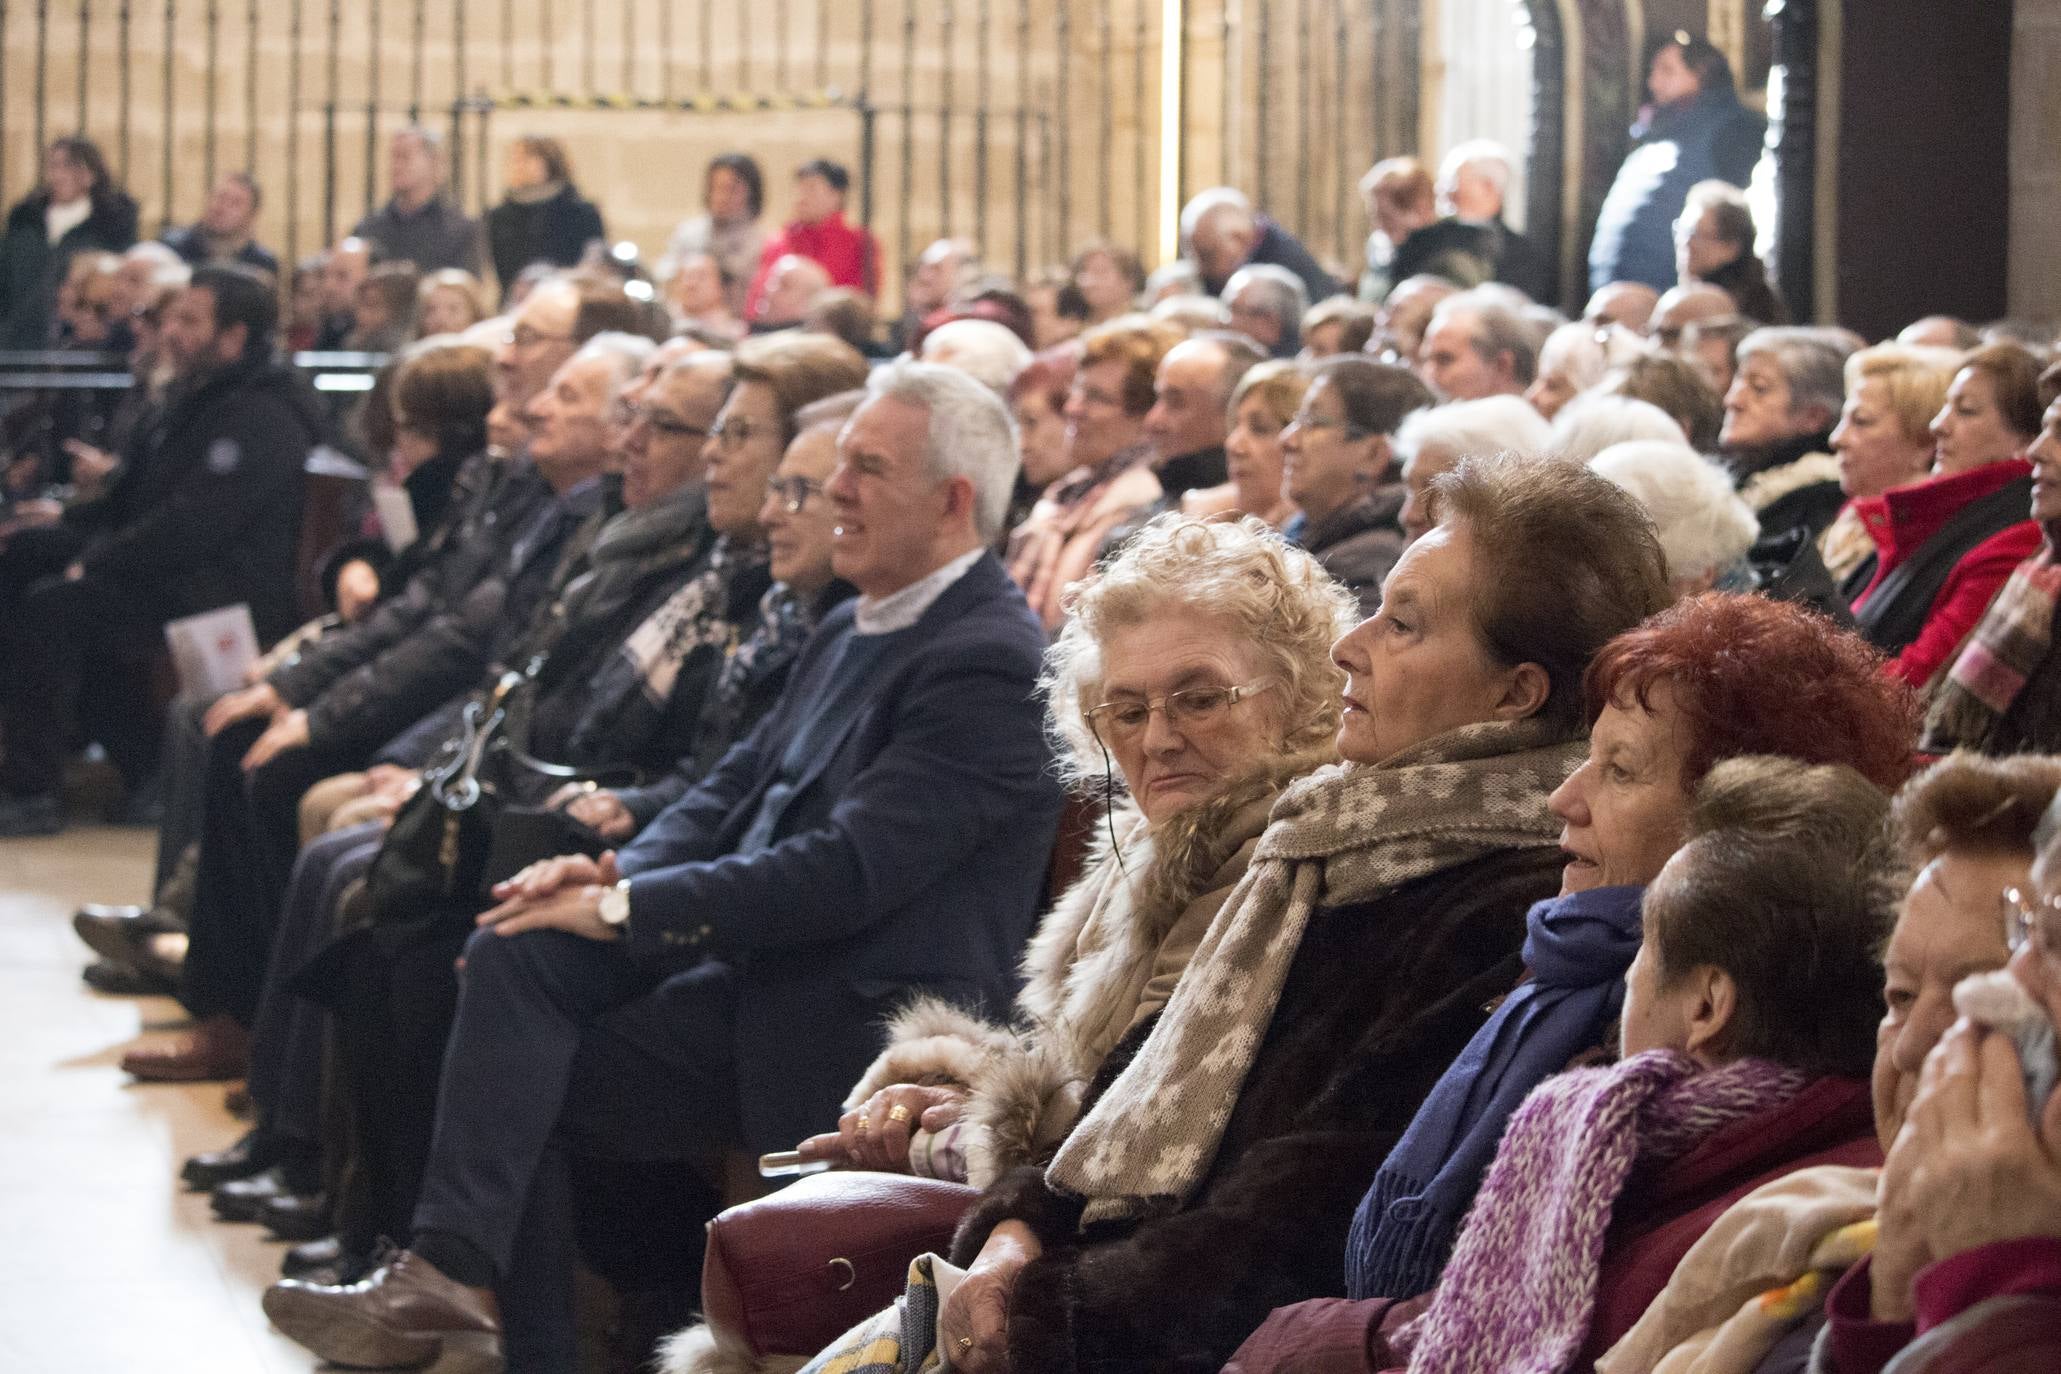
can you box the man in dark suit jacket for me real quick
[265,362,1064,1371]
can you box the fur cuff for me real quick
[1000,1252,1083,1374]
[654,1322,809,1374]
[963,1040,1084,1187]
[843,997,1018,1108]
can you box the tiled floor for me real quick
[0,826,316,1373]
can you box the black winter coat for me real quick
[0,189,139,348]
[298,473,601,755]
[948,844,1565,1374]
[75,354,319,642]
[484,183,605,296]
[1301,484,1408,618]
[266,450,534,705]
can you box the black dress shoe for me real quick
[261,1191,333,1242]
[182,1127,278,1191]
[72,904,181,966]
[214,1164,304,1221]
[283,1234,345,1278]
[81,958,174,996]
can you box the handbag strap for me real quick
[429,670,522,811]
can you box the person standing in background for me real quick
[353,127,484,278]
[1589,33,1764,294]
[484,137,606,303]
[0,137,139,350]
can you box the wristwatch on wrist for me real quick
[598,878,632,936]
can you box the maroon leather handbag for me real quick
[700,1171,981,1360]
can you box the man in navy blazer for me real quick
[266,362,1064,1370]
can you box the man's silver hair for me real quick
[393,123,446,156]
[123,240,191,291]
[1222,264,1307,332]
[1179,186,1255,249]
[576,331,657,391]
[865,358,1021,543]
[919,318,1032,399]
[1438,140,1513,199]
[1429,288,1541,385]
[1736,326,1851,426]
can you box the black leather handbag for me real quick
[359,677,517,919]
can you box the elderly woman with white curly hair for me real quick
[664,515,1353,1373]
[799,514,1352,1185]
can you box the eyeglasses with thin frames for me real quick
[1084,680,1274,743]
[615,401,708,440]
[709,417,764,450]
[2002,886,2061,964]
[1284,409,1371,440]
[765,475,824,513]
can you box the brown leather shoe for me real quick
[120,1013,249,1082]
[262,1249,501,1369]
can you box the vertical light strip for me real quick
[1158,0,1184,264]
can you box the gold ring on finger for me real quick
[958,1337,974,1352]
[856,1115,870,1134]
[887,1104,911,1124]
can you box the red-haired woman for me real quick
[1229,592,1918,1374]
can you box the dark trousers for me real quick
[409,927,902,1370]
[152,688,219,895]
[0,522,82,623]
[0,571,161,796]
[408,931,737,1371]
[247,821,384,1147]
[181,719,361,1024]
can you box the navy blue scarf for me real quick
[1344,883,1646,1301]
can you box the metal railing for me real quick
[0,0,1420,294]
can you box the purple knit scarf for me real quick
[1396,1050,1810,1374]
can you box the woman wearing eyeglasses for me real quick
[660,516,1349,1370]
[783,514,1349,1188]
[1280,356,1436,616]
[1830,776,2061,1374]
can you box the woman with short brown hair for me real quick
[1005,317,1180,632]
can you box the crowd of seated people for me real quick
[4,51,2061,1373]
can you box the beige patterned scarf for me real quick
[1046,717,1585,1225]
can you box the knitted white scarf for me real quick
[1046,717,1584,1225]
